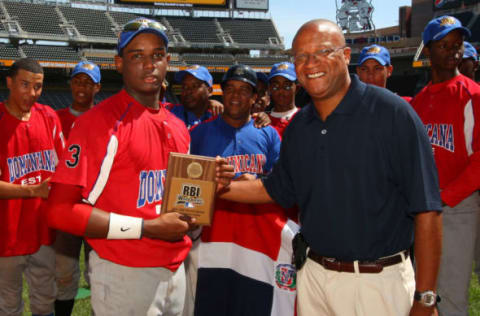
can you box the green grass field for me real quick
[20,249,480,315]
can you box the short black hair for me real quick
[8,58,43,78]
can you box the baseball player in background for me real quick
[356,44,412,102]
[459,41,478,81]
[0,58,65,316]
[46,18,199,316]
[184,65,298,316]
[411,16,480,316]
[169,65,218,128]
[54,60,101,316]
[459,41,480,286]
[267,62,299,137]
[252,71,270,113]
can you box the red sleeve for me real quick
[441,150,480,206]
[46,183,92,236]
[441,90,480,206]
[52,110,66,161]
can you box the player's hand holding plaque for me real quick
[162,153,216,226]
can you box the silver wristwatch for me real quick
[414,290,441,307]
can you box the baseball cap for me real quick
[174,65,213,87]
[256,72,269,84]
[422,15,471,45]
[357,44,391,66]
[463,41,478,61]
[222,64,257,90]
[268,62,296,81]
[118,17,169,54]
[71,61,101,84]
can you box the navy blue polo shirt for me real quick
[263,75,442,261]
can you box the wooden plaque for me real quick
[162,152,217,226]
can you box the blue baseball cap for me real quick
[174,65,213,87]
[71,61,101,84]
[463,41,478,61]
[118,18,169,55]
[358,44,391,66]
[256,72,269,84]
[268,62,296,81]
[422,15,471,45]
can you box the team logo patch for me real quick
[440,16,456,26]
[277,63,289,70]
[82,63,95,70]
[234,67,245,76]
[187,162,203,178]
[275,264,296,291]
[367,46,381,54]
[137,19,151,29]
[176,184,204,207]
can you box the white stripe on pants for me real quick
[89,250,186,316]
[0,245,56,316]
[297,254,415,316]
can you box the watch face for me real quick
[424,294,435,306]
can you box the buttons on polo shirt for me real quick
[321,129,327,135]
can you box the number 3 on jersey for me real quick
[66,144,81,168]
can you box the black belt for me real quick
[307,250,409,274]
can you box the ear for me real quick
[386,65,393,78]
[250,93,258,106]
[166,53,171,63]
[114,55,123,74]
[423,46,430,58]
[207,86,213,97]
[343,47,352,65]
[94,83,101,94]
[6,76,12,90]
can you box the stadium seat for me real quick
[4,1,63,35]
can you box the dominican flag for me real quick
[194,199,299,316]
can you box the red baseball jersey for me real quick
[56,107,78,139]
[412,74,480,206]
[51,89,191,269]
[0,102,64,256]
[268,108,299,138]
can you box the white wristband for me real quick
[107,213,144,239]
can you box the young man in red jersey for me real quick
[56,61,101,138]
[54,60,101,316]
[46,18,210,315]
[411,16,480,316]
[356,44,412,102]
[0,58,65,316]
[267,62,299,137]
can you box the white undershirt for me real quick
[270,107,299,121]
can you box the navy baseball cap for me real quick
[222,64,257,90]
[118,18,169,54]
[358,44,391,66]
[463,41,478,61]
[268,62,296,81]
[71,61,101,84]
[422,15,470,45]
[256,72,269,84]
[175,65,213,87]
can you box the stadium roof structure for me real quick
[0,0,287,72]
